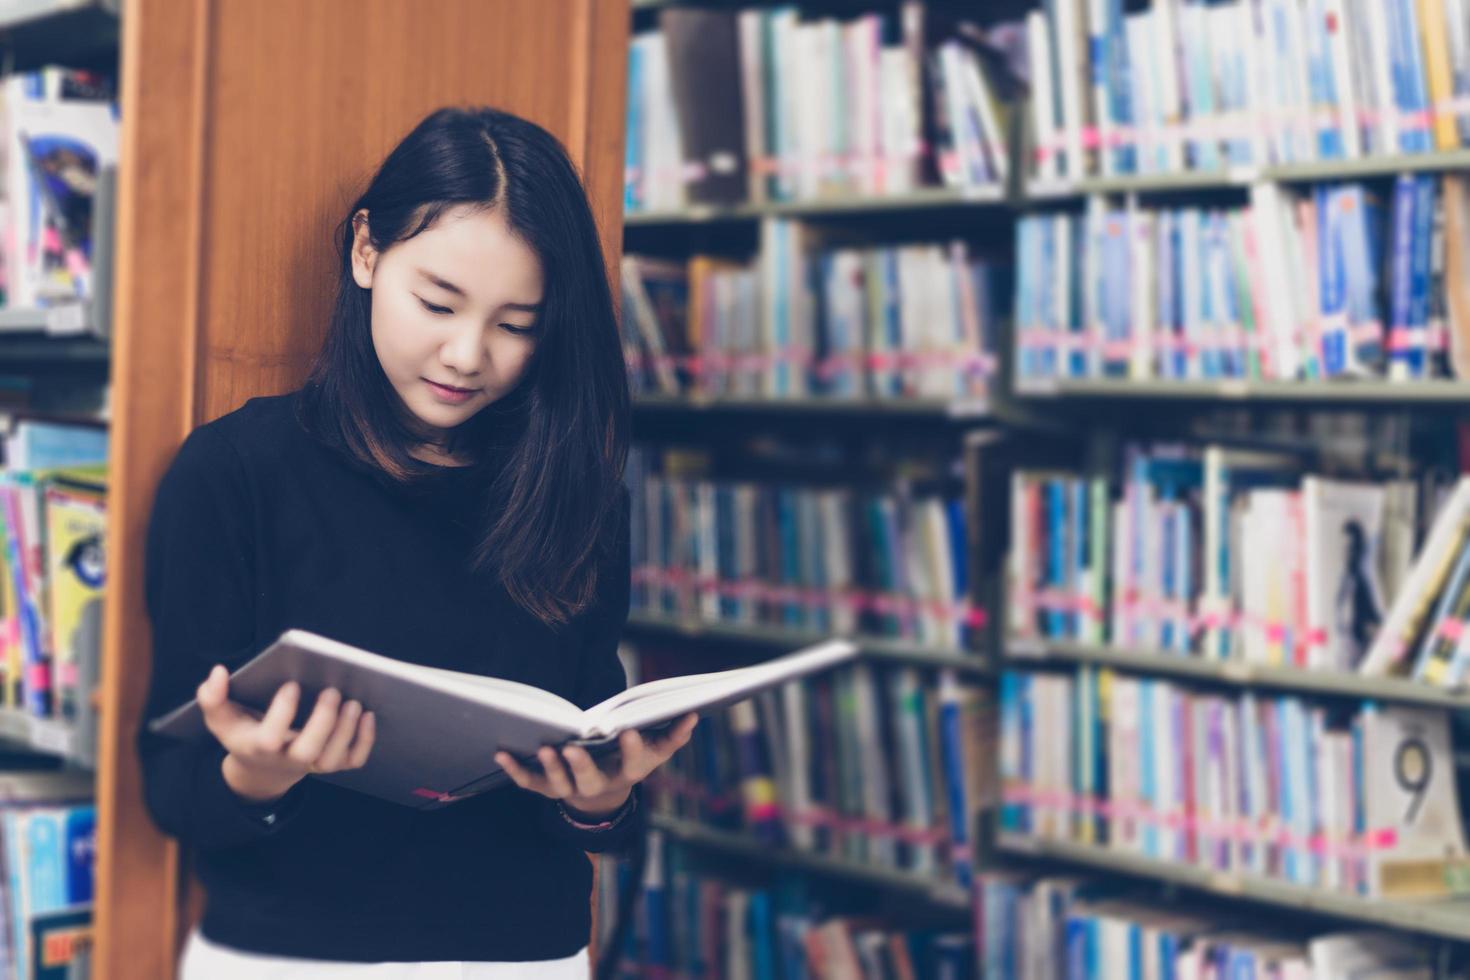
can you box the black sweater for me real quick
[136,389,642,962]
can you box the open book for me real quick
[149,628,858,810]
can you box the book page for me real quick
[579,638,858,738]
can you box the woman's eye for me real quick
[417,297,453,316]
[501,323,537,336]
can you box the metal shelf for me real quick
[996,834,1470,943]
[1016,377,1470,406]
[0,709,81,762]
[1020,150,1470,202]
[624,186,1006,228]
[626,611,993,676]
[1006,638,1470,709]
[0,0,118,72]
[0,303,102,337]
[633,393,992,421]
[652,814,973,911]
[1267,150,1470,183]
[0,334,109,367]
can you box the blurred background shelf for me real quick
[0,334,110,367]
[624,185,1009,227]
[1006,637,1470,709]
[1020,150,1470,202]
[0,709,82,763]
[627,611,993,675]
[632,393,993,422]
[0,0,119,72]
[995,834,1470,943]
[652,814,973,912]
[1015,377,1470,406]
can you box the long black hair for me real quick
[299,106,630,627]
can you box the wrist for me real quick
[561,789,632,823]
[221,754,295,804]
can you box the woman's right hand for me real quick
[197,665,377,804]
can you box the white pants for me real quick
[179,927,591,979]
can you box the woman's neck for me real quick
[410,442,472,468]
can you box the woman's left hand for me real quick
[495,711,699,819]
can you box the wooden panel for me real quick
[192,0,630,418]
[95,2,630,977]
[94,1,210,977]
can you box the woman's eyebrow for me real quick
[416,268,467,296]
[415,268,542,312]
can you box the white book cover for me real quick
[1125,12,1156,175]
[1152,679,1178,860]
[791,24,822,201]
[1028,11,1060,183]
[1250,182,1305,381]
[1361,477,1470,676]
[1361,704,1470,899]
[1219,698,1241,871]
[771,11,800,203]
[1283,0,1317,163]
[1302,477,1388,672]
[1055,0,1089,181]
[779,679,814,850]
[1111,675,1142,852]
[3,93,119,311]
[1238,1,1270,170]
[922,498,959,648]
[924,245,956,398]
[1309,931,1432,980]
[851,664,896,865]
[1322,0,1362,158]
[1154,0,1186,173]
[900,493,938,645]
[737,11,768,203]
[1010,473,1035,641]
[1361,0,1399,154]
[850,16,883,197]
[958,45,1008,184]
[1087,0,1113,177]
[877,47,911,196]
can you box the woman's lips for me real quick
[425,380,478,403]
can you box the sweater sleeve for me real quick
[136,425,305,849]
[537,484,645,853]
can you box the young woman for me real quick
[136,105,695,978]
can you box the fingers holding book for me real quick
[493,711,699,819]
[613,711,700,782]
[198,664,377,804]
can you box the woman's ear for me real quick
[350,209,377,289]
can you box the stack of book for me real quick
[0,771,94,980]
[1007,442,1435,675]
[1024,0,1470,184]
[1007,445,1470,689]
[600,830,977,978]
[976,873,1433,979]
[647,664,994,891]
[0,420,107,766]
[621,236,1004,401]
[1015,175,1470,385]
[999,665,1467,899]
[626,2,1016,212]
[629,449,979,651]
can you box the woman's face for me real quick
[350,204,543,448]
